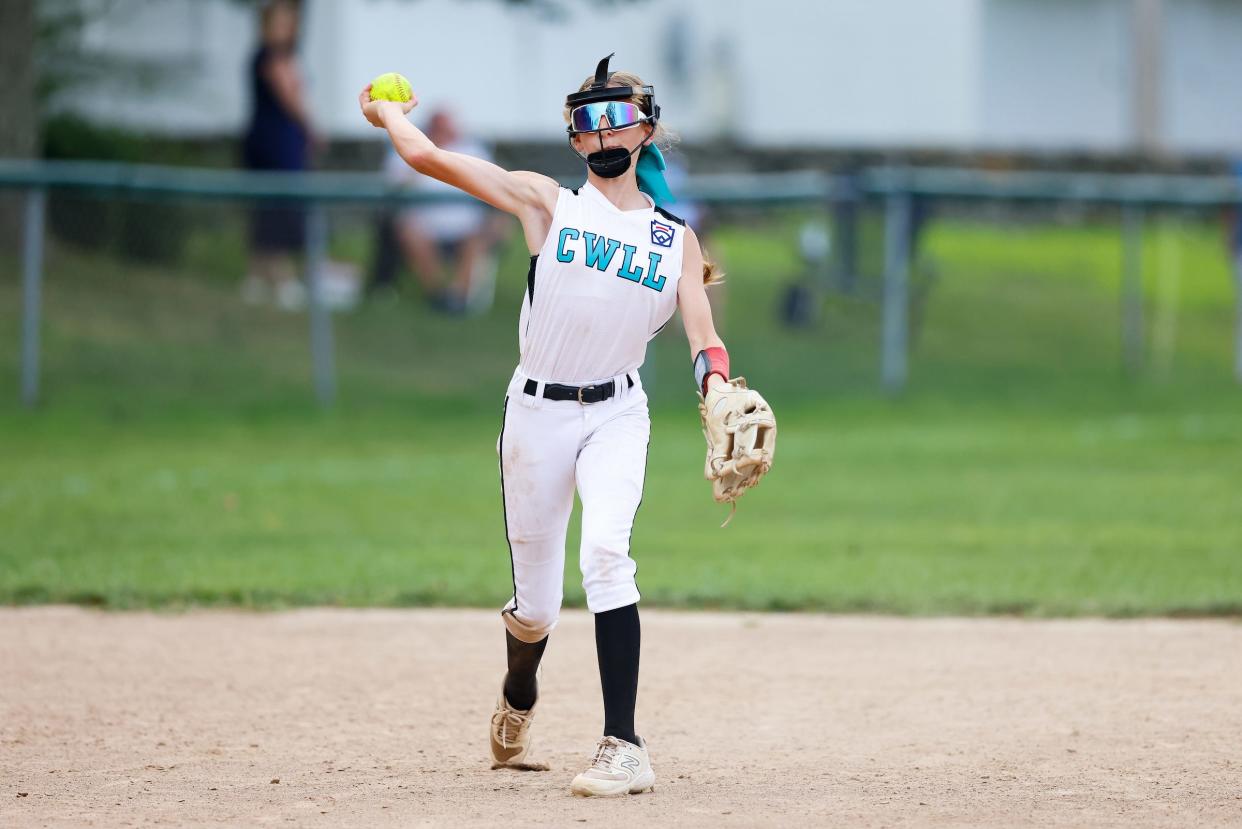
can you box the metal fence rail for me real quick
[863,166,1242,206]
[4,160,1241,406]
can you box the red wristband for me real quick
[694,346,730,395]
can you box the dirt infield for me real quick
[2,608,1240,828]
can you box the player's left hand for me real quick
[698,377,776,518]
[358,84,417,128]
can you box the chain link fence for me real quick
[3,162,1241,414]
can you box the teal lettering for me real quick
[582,232,620,271]
[616,244,644,283]
[641,251,667,292]
[556,228,580,263]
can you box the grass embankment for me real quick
[2,211,1239,614]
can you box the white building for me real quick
[66,0,1242,156]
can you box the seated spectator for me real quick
[377,110,507,315]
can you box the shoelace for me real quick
[589,737,621,771]
[492,706,532,748]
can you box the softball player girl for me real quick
[359,54,740,797]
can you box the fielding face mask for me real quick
[565,53,660,179]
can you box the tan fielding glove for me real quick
[697,377,777,524]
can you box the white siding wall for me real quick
[977,0,1133,152]
[71,1,255,132]
[729,0,981,147]
[317,0,982,146]
[58,0,1242,156]
[1162,0,1242,154]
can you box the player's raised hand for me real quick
[358,84,417,128]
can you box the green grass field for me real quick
[2,204,1240,614]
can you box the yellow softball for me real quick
[369,72,412,103]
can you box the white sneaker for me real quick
[489,680,538,769]
[320,262,361,311]
[570,735,655,797]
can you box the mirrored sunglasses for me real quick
[568,101,649,134]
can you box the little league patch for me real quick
[650,219,675,248]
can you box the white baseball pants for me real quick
[497,368,650,643]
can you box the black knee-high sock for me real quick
[503,631,547,711]
[595,603,641,746]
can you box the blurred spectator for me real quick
[372,110,508,315]
[241,0,356,311]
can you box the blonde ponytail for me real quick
[703,253,724,286]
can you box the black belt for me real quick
[523,375,634,404]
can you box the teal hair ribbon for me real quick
[636,144,675,209]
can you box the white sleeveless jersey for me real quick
[517,181,685,385]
